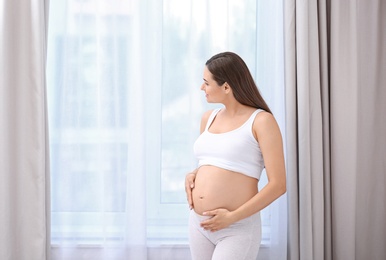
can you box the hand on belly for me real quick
[199,208,234,232]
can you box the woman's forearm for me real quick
[230,180,286,222]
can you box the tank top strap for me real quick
[205,108,221,130]
[244,109,264,128]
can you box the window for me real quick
[47,0,284,249]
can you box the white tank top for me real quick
[193,108,265,179]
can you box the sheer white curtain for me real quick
[46,0,286,259]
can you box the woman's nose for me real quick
[200,84,205,90]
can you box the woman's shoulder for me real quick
[199,109,217,133]
[254,109,273,121]
[252,110,280,136]
[201,108,221,121]
[202,109,215,118]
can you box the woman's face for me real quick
[201,66,225,103]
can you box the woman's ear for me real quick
[223,82,231,94]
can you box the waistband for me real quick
[190,209,260,224]
[191,210,212,222]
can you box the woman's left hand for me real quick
[200,208,236,232]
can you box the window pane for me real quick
[160,0,259,204]
[48,0,283,247]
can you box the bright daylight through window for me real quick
[47,0,285,249]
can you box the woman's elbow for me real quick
[280,183,287,196]
[276,177,287,196]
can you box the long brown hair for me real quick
[206,52,272,113]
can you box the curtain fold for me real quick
[284,0,330,259]
[285,0,386,259]
[0,1,50,260]
[330,1,386,259]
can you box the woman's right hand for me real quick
[185,171,196,209]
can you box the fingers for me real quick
[185,173,195,190]
[200,218,217,232]
[186,187,193,209]
[186,173,196,188]
[187,179,194,189]
[185,183,193,207]
[200,212,216,227]
[203,209,216,216]
[200,209,231,232]
[185,173,196,209]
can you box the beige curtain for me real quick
[284,0,386,259]
[0,1,50,260]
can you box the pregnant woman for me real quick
[185,52,286,260]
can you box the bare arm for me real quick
[230,111,286,221]
[201,111,286,230]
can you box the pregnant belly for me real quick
[192,165,258,215]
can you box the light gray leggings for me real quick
[189,210,261,260]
